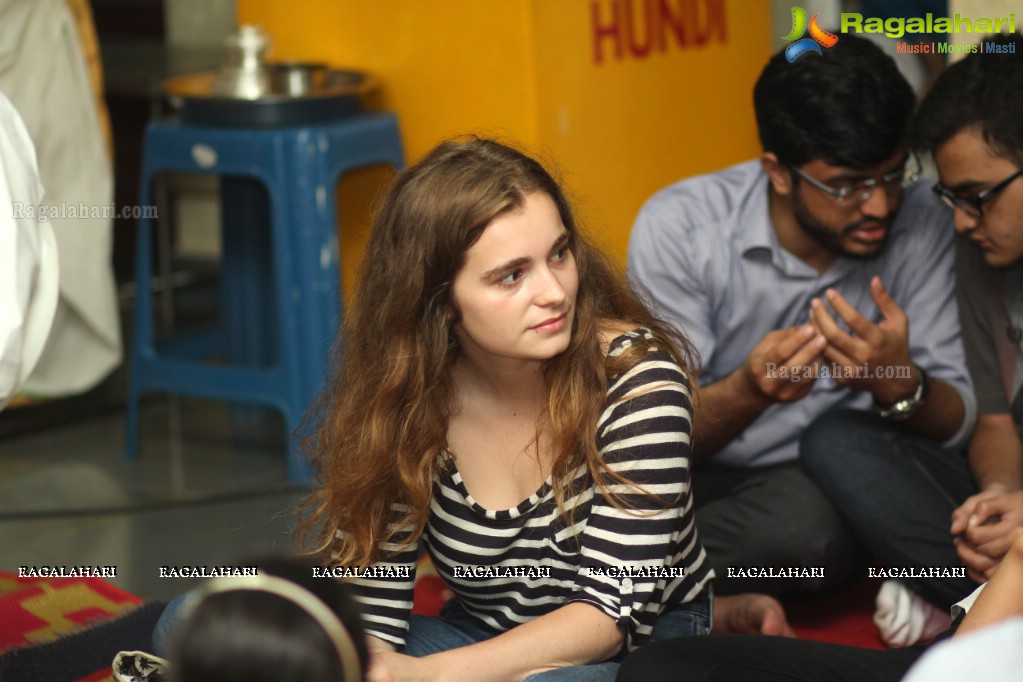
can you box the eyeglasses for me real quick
[932,168,1023,218]
[789,161,920,206]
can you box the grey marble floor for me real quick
[0,397,308,601]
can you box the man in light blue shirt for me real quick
[629,34,976,630]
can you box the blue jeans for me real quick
[153,591,191,655]
[401,590,712,682]
[800,409,978,607]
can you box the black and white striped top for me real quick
[347,329,713,651]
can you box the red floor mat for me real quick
[787,577,885,649]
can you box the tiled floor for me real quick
[0,396,307,601]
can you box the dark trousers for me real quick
[694,462,867,595]
[615,634,927,682]
[800,409,979,608]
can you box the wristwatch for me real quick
[876,365,930,421]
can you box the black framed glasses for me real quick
[932,167,1023,218]
[790,159,920,206]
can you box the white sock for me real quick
[873,579,952,648]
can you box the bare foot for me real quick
[713,593,796,637]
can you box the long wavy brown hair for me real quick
[298,138,696,568]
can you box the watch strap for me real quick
[876,365,928,420]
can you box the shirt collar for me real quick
[736,165,810,276]
[735,166,777,256]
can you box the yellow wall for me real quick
[238,0,771,293]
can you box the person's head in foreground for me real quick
[755,33,918,263]
[300,136,694,567]
[166,557,368,682]
[912,32,1023,270]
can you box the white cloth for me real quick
[874,579,952,648]
[901,615,1023,682]
[0,92,58,408]
[0,0,121,396]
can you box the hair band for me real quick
[184,574,362,682]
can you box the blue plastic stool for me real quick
[125,112,404,483]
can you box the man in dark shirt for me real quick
[921,34,1023,589]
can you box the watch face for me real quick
[876,367,926,420]
[887,397,920,420]
[890,400,912,414]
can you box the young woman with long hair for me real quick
[300,137,713,682]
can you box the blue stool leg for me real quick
[124,164,158,460]
[220,177,278,431]
[282,130,347,483]
[277,117,405,483]
[220,177,276,369]
[263,173,310,483]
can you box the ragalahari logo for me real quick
[783,7,839,62]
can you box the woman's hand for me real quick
[368,650,436,682]
[368,603,623,682]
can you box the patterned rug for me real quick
[0,572,165,682]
